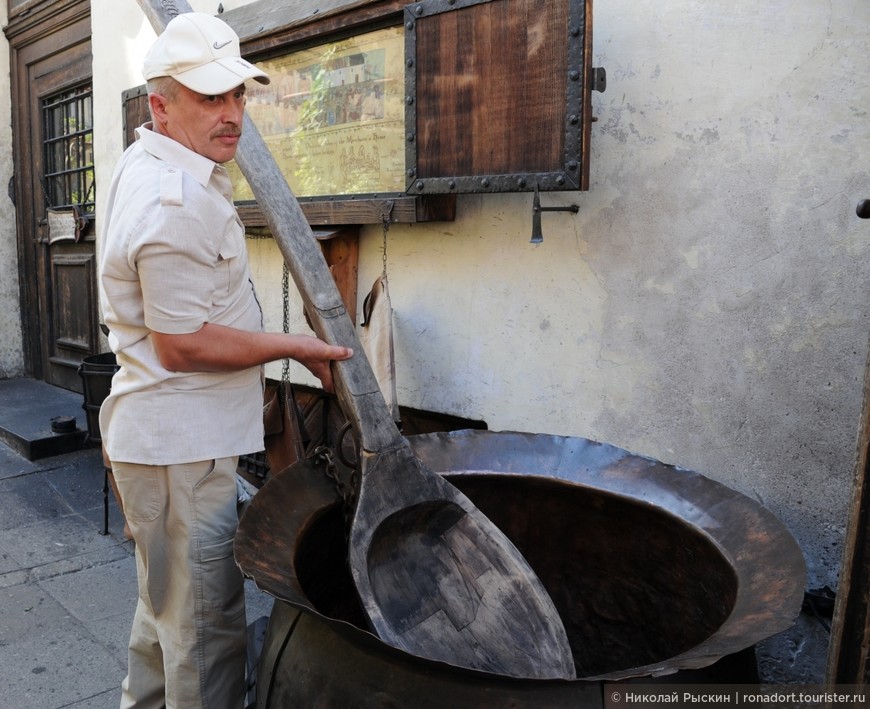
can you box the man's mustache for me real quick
[212,129,242,138]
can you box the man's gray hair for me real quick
[146,76,180,119]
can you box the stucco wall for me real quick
[0,4,25,379]
[92,0,870,682]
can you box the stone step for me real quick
[0,378,89,460]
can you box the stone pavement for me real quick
[0,398,274,708]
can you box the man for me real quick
[98,13,353,708]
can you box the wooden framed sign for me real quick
[405,0,594,194]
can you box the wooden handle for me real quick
[136,0,402,453]
[235,119,402,452]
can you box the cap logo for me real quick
[213,39,233,50]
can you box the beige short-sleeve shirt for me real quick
[99,124,264,465]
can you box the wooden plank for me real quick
[416,0,568,180]
[122,87,150,149]
[224,0,406,56]
[580,0,593,190]
[235,195,455,227]
[317,227,360,323]
[826,338,870,683]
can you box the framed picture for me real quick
[227,25,407,200]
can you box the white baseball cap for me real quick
[143,12,270,95]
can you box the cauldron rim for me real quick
[235,429,806,682]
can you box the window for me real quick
[42,83,95,216]
[230,25,406,201]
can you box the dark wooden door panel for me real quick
[48,249,98,390]
[7,1,95,392]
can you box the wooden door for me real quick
[7,2,97,392]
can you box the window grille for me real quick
[42,83,95,215]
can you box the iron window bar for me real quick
[42,85,96,215]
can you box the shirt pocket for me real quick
[215,225,243,299]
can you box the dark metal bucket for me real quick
[77,352,119,444]
[235,430,805,706]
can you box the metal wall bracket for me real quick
[530,185,579,243]
[591,67,607,93]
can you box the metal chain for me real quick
[281,261,290,382]
[37,174,95,212]
[314,439,358,535]
[37,176,52,210]
[381,201,394,278]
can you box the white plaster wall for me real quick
[91,0,870,681]
[0,4,25,379]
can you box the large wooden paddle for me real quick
[138,0,575,680]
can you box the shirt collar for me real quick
[135,122,217,188]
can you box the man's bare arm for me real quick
[151,322,353,391]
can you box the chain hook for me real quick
[381,200,394,278]
[314,443,358,535]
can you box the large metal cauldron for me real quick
[235,430,805,707]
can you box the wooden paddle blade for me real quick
[350,447,576,680]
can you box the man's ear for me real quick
[148,92,169,125]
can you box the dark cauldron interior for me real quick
[295,474,738,678]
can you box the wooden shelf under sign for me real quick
[235,195,455,228]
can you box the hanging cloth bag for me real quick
[359,274,400,424]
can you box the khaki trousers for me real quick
[112,458,246,709]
